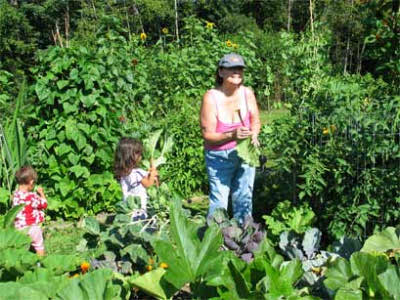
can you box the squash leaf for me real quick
[236,138,260,167]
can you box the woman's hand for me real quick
[235,126,252,140]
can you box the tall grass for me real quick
[0,80,28,209]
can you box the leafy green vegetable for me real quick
[361,227,400,254]
[130,268,170,300]
[143,129,173,169]
[152,197,223,291]
[236,138,260,167]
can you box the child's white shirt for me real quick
[120,168,148,211]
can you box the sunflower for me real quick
[140,32,147,41]
[162,27,169,34]
[206,21,215,29]
[226,40,232,47]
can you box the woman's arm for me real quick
[246,87,261,145]
[200,91,236,145]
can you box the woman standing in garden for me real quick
[200,53,261,224]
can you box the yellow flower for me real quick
[148,258,155,265]
[146,265,153,271]
[226,40,232,47]
[159,262,169,269]
[206,21,215,29]
[322,128,329,135]
[80,261,90,273]
[162,27,169,34]
[232,43,239,49]
[330,125,336,133]
[140,32,147,41]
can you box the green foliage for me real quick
[0,205,23,229]
[263,200,315,237]
[80,200,170,275]
[0,1,37,72]
[324,251,400,299]
[29,42,135,217]
[0,81,29,211]
[261,72,400,240]
[142,129,173,169]
[55,268,121,300]
[207,239,317,299]
[152,197,223,293]
[361,227,400,254]
[130,268,169,300]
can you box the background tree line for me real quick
[1,0,399,82]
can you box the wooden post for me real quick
[287,0,292,31]
[174,0,180,42]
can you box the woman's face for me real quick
[219,67,244,85]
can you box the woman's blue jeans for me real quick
[205,148,255,224]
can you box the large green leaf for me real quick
[324,258,354,291]
[153,198,223,290]
[236,138,260,167]
[350,252,389,297]
[0,248,38,275]
[377,264,400,299]
[361,227,400,253]
[2,204,23,229]
[263,259,302,298]
[55,269,120,300]
[0,228,31,250]
[130,268,169,299]
[145,129,163,159]
[334,289,363,300]
[41,254,79,276]
[0,282,48,300]
[18,268,70,298]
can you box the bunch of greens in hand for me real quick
[235,110,260,167]
[142,129,173,170]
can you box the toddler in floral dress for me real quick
[12,166,47,256]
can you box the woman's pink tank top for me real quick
[205,86,251,151]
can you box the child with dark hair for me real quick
[12,166,47,256]
[114,137,158,221]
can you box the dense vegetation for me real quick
[0,0,399,298]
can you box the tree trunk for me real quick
[309,0,314,40]
[174,0,180,42]
[287,0,292,31]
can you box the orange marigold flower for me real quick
[162,27,169,34]
[226,40,232,47]
[80,261,90,273]
[159,262,169,269]
[140,32,147,41]
[146,265,153,271]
